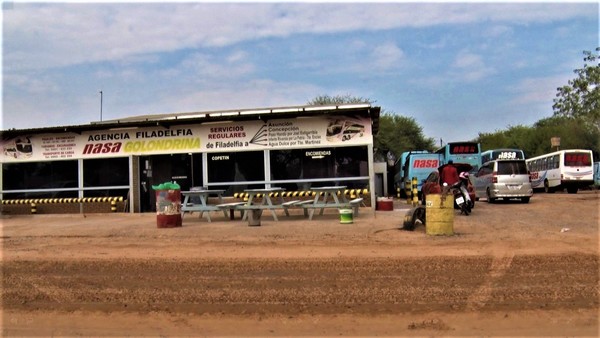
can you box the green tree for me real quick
[307,94,370,106]
[553,48,600,131]
[375,113,435,161]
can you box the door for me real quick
[139,154,193,212]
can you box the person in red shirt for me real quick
[440,160,459,186]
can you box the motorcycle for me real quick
[442,171,473,215]
[453,171,474,215]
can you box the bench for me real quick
[215,202,246,220]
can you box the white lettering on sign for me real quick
[305,150,331,157]
[497,152,517,160]
[212,155,230,160]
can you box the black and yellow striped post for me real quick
[412,177,419,206]
[30,202,37,214]
[111,200,117,212]
[405,179,411,204]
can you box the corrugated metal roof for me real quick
[1,104,380,139]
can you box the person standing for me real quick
[440,160,459,186]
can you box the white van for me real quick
[474,159,533,203]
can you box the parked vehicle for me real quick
[474,159,533,203]
[445,171,473,215]
[421,163,476,209]
[393,150,442,198]
[526,149,593,194]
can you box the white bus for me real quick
[526,149,594,194]
[481,148,525,164]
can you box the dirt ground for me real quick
[1,191,599,337]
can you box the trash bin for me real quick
[153,181,182,228]
[425,193,454,235]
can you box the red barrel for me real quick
[155,189,182,228]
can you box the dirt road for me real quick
[1,191,599,336]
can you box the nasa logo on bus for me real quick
[413,159,439,168]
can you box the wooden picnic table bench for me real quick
[181,189,226,222]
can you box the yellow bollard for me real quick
[412,177,419,206]
[405,179,411,204]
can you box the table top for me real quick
[244,187,285,193]
[310,186,347,191]
[181,189,225,195]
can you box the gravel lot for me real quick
[1,190,598,336]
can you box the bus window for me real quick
[564,152,592,166]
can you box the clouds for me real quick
[2,2,597,142]
[451,50,496,82]
[3,3,594,71]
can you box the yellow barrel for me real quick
[425,194,454,235]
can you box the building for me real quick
[1,104,381,214]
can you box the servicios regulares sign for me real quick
[1,116,372,162]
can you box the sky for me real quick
[1,1,598,143]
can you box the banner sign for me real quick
[1,115,372,162]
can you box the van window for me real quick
[497,161,528,175]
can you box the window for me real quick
[270,146,368,190]
[207,151,265,183]
[497,161,528,175]
[2,160,78,199]
[564,152,591,166]
[83,157,129,197]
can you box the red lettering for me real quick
[413,159,439,168]
[82,142,122,155]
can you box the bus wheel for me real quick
[544,180,555,193]
[566,186,578,194]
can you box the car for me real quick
[473,159,533,203]
[421,163,476,207]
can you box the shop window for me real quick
[83,157,129,197]
[2,160,78,199]
[270,146,368,189]
[207,151,265,183]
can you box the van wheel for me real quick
[486,189,496,203]
[544,180,555,193]
[566,186,578,194]
[521,197,530,203]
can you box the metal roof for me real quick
[1,104,380,140]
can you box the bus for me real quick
[393,150,442,196]
[435,141,482,173]
[481,148,525,164]
[526,149,594,194]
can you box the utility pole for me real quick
[99,90,103,121]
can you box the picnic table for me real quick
[180,189,227,222]
[300,186,364,220]
[237,187,288,222]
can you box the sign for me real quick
[1,115,372,163]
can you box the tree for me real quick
[553,48,600,131]
[307,94,370,106]
[375,113,436,161]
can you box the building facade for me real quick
[1,104,380,213]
